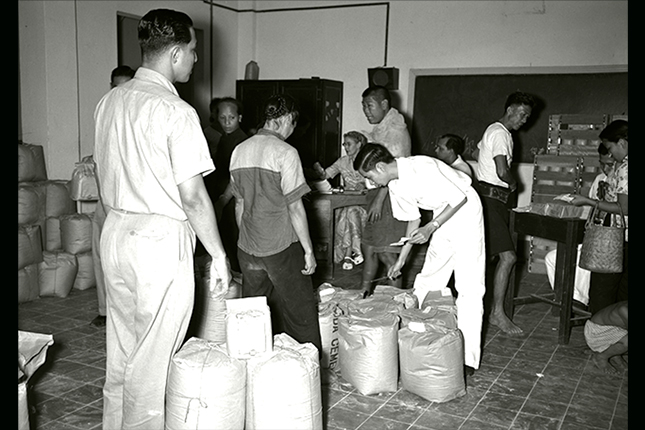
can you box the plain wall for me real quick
[18,0,628,206]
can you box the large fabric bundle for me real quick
[38,251,78,298]
[315,284,361,315]
[338,310,399,395]
[165,337,246,430]
[45,217,62,251]
[18,264,40,304]
[72,251,95,291]
[18,225,43,270]
[398,321,466,403]
[44,180,76,217]
[60,213,92,254]
[225,297,272,359]
[246,333,322,430]
[69,155,99,201]
[18,143,47,183]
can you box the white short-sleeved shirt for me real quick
[93,67,214,221]
[388,157,473,227]
[476,122,513,188]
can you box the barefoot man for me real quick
[584,301,628,374]
[475,91,536,335]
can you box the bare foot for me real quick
[489,312,524,336]
[609,355,628,372]
[592,353,619,375]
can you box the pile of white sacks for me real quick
[170,263,322,430]
[318,283,467,403]
[18,143,97,303]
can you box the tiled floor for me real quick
[18,261,627,430]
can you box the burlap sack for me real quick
[18,184,45,226]
[44,180,76,217]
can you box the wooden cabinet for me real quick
[236,79,343,181]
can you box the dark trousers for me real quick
[588,241,628,314]
[238,242,322,354]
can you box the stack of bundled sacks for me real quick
[317,283,466,403]
[18,142,97,303]
[167,289,323,430]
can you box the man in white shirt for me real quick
[354,143,486,372]
[475,91,536,335]
[94,9,230,428]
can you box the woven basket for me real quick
[579,203,625,273]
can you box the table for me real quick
[304,191,368,280]
[505,210,589,344]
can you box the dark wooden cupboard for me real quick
[236,78,343,181]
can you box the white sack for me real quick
[69,155,99,201]
[18,264,40,304]
[45,217,62,251]
[419,287,456,308]
[373,285,419,309]
[18,225,43,270]
[38,251,78,298]
[165,337,246,430]
[72,251,95,291]
[45,180,76,217]
[318,300,341,372]
[399,322,466,403]
[246,333,322,430]
[338,311,399,395]
[60,213,92,254]
[18,143,47,183]
[18,330,54,430]
[400,305,458,330]
[18,184,45,226]
[225,297,272,359]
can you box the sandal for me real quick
[351,253,364,266]
[342,257,354,270]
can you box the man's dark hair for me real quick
[599,119,628,143]
[111,65,135,82]
[216,97,244,116]
[353,142,395,173]
[362,85,391,107]
[440,133,466,156]
[138,9,194,59]
[504,91,536,111]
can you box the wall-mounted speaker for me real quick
[368,67,399,90]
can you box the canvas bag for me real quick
[579,203,625,273]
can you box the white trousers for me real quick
[544,246,590,305]
[101,210,195,430]
[412,225,486,369]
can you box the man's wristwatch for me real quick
[430,219,441,230]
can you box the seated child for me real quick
[584,301,627,374]
[315,131,369,270]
